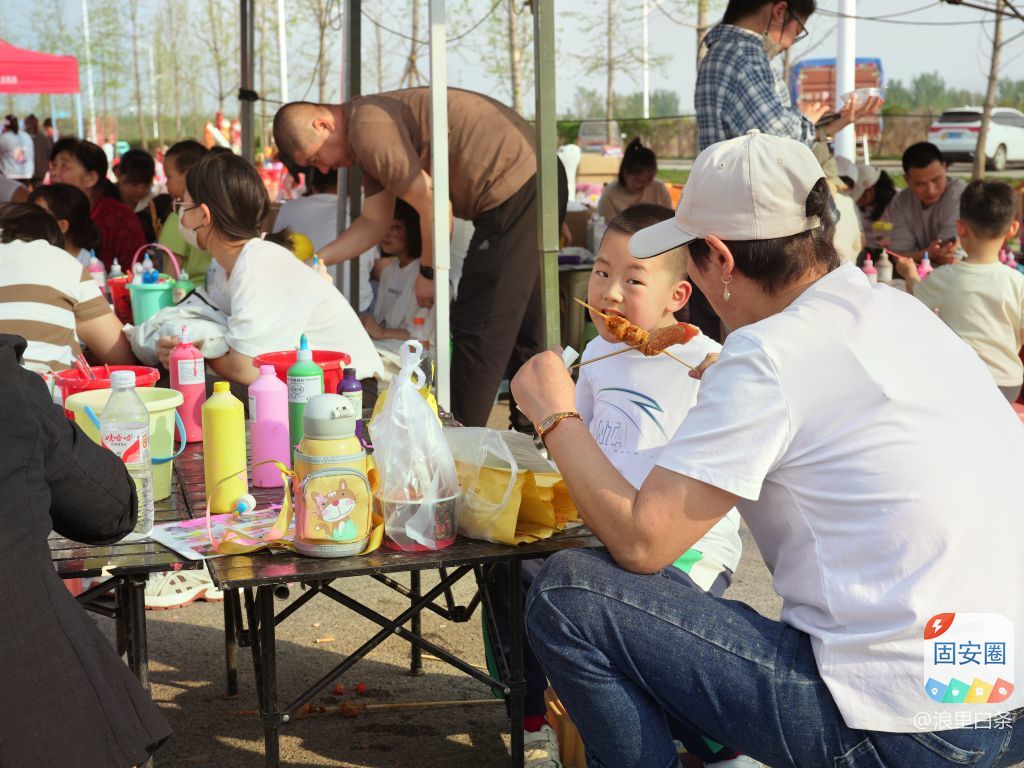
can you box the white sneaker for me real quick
[523,724,562,768]
[713,756,765,767]
[145,569,223,610]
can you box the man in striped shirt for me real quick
[0,204,136,372]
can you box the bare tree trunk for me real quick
[696,0,708,67]
[375,1,385,91]
[401,0,423,87]
[130,0,147,148]
[606,0,614,142]
[207,0,226,114]
[318,6,328,102]
[974,0,1004,179]
[507,0,523,114]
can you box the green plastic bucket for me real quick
[65,387,185,501]
[127,276,174,325]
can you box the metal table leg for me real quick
[127,575,154,768]
[224,589,240,699]
[257,585,280,768]
[508,559,525,768]
[409,570,424,675]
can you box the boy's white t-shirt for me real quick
[655,264,1024,732]
[575,332,742,575]
[372,259,435,340]
[224,238,384,379]
[911,261,1024,386]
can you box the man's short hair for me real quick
[960,180,1020,239]
[902,142,945,173]
[117,148,156,185]
[606,204,688,279]
[273,102,321,164]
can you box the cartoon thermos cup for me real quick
[292,394,379,558]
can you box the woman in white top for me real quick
[155,152,383,385]
[511,133,1024,768]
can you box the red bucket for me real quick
[252,349,352,395]
[108,275,133,324]
[54,364,161,416]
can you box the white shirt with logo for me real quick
[656,264,1024,731]
[575,332,742,575]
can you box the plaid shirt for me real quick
[695,25,815,152]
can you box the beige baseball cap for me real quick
[629,130,826,259]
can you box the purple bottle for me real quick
[338,368,363,440]
[249,364,291,487]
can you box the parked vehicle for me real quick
[929,107,1024,171]
[577,120,623,156]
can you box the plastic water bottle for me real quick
[109,259,123,279]
[101,370,154,540]
[88,255,106,293]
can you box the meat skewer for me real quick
[573,298,698,370]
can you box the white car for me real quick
[929,107,1024,171]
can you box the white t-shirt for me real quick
[0,132,25,179]
[912,261,1024,387]
[373,259,435,340]
[656,264,1024,732]
[224,238,384,379]
[272,193,373,312]
[575,333,742,575]
[0,173,25,202]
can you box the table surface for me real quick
[49,465,201,579]
[173,443,602,590]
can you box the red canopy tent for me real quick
[0,39,80,94]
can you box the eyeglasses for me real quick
[787,10,809,43]
[173,198,197,217]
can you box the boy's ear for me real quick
[955,219,969,240]
[1008,220,1021,239]
[668,279,692,313]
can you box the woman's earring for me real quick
[722,274,733,302]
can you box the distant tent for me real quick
[0,39,79,94]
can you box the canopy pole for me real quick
[81,0,97,141]
[534,0,559,347]
[338,0,363,310]
[834,0,856,161]
[429,0,451,411]
[240,0,256,159]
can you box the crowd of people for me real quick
[0,0,1023,767]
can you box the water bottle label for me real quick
[176,357,205,386]
[288,375,323,404]
[102,426,150,463]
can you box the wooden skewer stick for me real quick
[573,297,696,371]
[569,346,636,370]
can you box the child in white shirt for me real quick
[895,180,1024,402]
[576,203,743,594]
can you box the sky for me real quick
[2,0,1019,121]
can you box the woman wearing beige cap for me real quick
[511,131,1024,768]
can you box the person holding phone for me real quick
[889,142,966,265]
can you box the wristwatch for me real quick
[419,265,435,280]
[538,411,582,444]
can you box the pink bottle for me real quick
[170,325,206,442]
[249,364,291,487]
[861,254,878,284]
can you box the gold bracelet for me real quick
[538,411,582,444]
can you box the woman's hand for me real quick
[157,335,179,367]
[800,102,831,124]
[830,95,884,134]
[510,348,577,430]
[688,353,720,381]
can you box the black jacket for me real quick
[0,334,170,767]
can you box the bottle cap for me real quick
[110,370,136,388]
[89,255,100,266]
[214,381,230,393]
[179,270,190,280]
[179,324,191,344]
[296,334,312,362]
[343,367,357,377]
[413,317,425,325]
[260,364,276,375]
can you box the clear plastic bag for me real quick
[367,341,460,550]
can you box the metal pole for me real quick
[277,0,289,103]
[642,0,650,119]
[75,93,83,138]
[428,0,452,412]
[147,45,158,143]
[240,0,256,160]
[338,0,363,310]
[534,0,559,347]
[834,0,856,161]
[81,0,97,142]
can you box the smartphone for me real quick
[942,236,957,246]
[816,112,842,128]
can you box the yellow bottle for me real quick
[202,381,248,513]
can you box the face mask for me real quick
[179,211,201,250]
[763,18,784,59]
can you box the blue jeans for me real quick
[526,549,1024,768]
